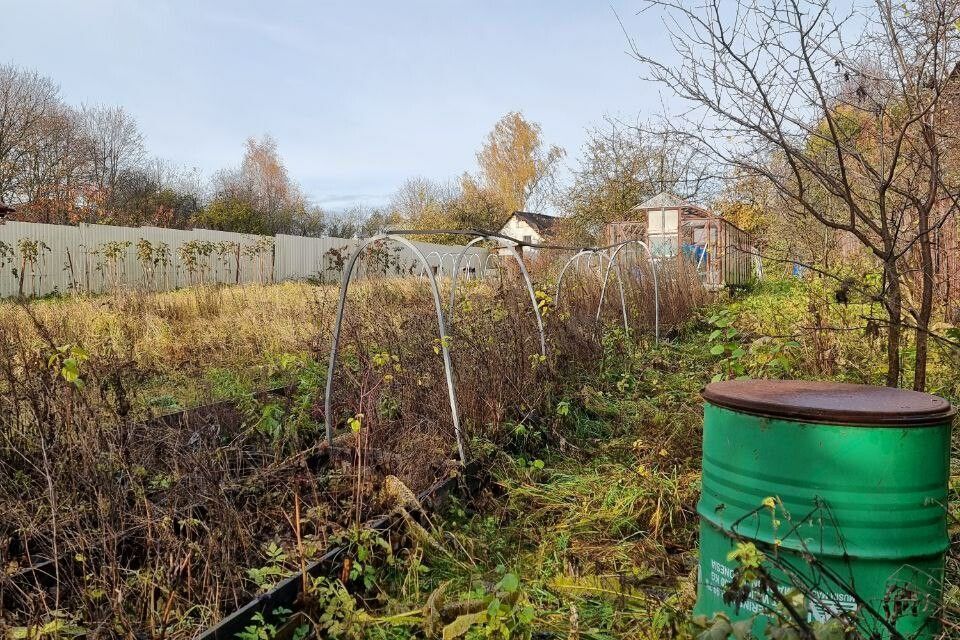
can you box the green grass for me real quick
[10,279,955,638]
[291,281,960,639]
[286,331,715,638]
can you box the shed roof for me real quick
[629,192,751,233]
[632,192,721,225]
[633,192,713,215]
[634,192,695,211]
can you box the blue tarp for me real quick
[682,243,707,263]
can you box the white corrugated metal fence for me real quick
[0,222,487,298]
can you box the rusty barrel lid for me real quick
[702,379,955,426]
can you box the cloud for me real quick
[314,192,392,211]
[198,8,322,57]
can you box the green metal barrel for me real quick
[695,380,953,638]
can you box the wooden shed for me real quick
[605,193,756,288]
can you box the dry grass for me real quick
[3,266,952,638]
[0,283,334,411]
[0,256,689,637]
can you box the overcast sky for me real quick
[4,1,673,210]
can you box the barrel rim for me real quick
[702,379,955,427]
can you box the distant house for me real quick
[497,211,558,257]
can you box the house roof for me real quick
[501,211,559,236]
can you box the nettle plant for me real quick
[95,240,133,290]
[136,238,172,290]
[706,310,800,382]
[244,351,328,451]
[237,606,308,640]
[334,527,395,592]
[15,238,51,297]
[178,239,217,285]
[246,541,290,593]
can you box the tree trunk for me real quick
[913,213,935,392]
[18,256,26,298]
[884,260,903,387]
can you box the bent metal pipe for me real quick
[323,233,466,465]
[445,234,547,357]
[597,240,660,342]
[325,229,663,466]
[554,249,629,332]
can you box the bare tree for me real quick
[388,174,512,237]
[562,118,717,241]
[78,104,145,218]
[0,64,209,228]
[0,64,61,204]
[633,0,960,389]
[16,105,87,223]
[108,158,204,228]
[390,177,449,227]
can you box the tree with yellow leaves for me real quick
[390,112,564,238]
[471,111,564,214]
[713,169,772,239]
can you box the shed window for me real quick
[649,234,679,257]
[647,208,679,234]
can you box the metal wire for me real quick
[439,252,457,278]
[461,251,483,280]
[419,251,442,278]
